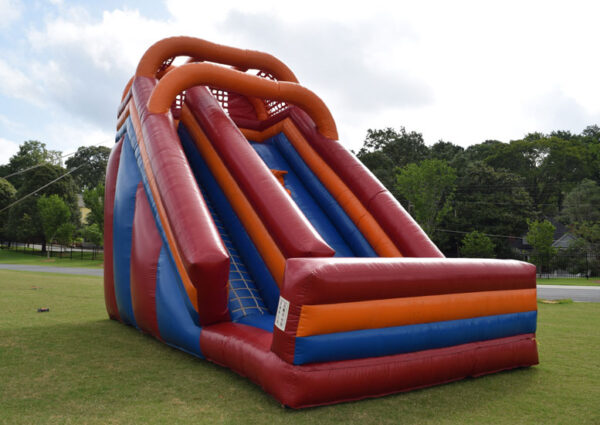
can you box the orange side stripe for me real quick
[129,103,199,310]
[116,102,130,131]
[181,105,286,286]
[297,289,537,337]
[241,119,402,257]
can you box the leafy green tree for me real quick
[82,223,103,246]
[356,127,428,196]
[65,146,111,190]
[446,161,534,257]
[395,159,456,237]
[0,178,17,241]
[0,141,61,190]
[526,219,557,271]
[37,195,71,258]
[56,223,75,246]
[460,231,496,258]
[561,179,600,225]
[83,184,105,233]
[6,163,79,251]
[428,140,464,162]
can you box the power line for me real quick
[435,228,521,239]
[0,141,112,180]
[0,164,85,214]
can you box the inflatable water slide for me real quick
[105,37,538,408]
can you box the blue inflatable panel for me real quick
[272,133,377,258]
[112,133,140,327]
[294,311,538,364]
[124,119,200,326]
[179,126,278,316]
[155,246,203,357]
[237,314,276,333]
[251,140,354,257]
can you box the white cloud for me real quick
[0,137,19,165]
[1,0,599,157]
[0,0,22,28]
[0,59,43,105]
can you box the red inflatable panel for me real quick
[185,86,335,259]
[130,183,162,338]
[282,257,536,305]
[103,138,123,321]
[271,258,536,362]
[200,322,538,408]
[132,76,230,325]
[231,108,292,132]
[289,107,443,258]
[226,92,259,121]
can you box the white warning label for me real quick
[274,296,290,331]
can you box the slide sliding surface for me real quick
[105,36,538,408]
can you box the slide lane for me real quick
[179,124,280,319]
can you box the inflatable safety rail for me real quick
[105,37,538,408]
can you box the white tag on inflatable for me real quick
[275,297,290,331]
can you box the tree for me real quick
[561,179,600,225]
[395,159,457,237]
[6,163,79,251]
[37,195,71,258]
[428,140,464,162]
[82,223,103,246]
[356,127,428,197]
[460,231,495,258]
[526,219,557,271]
[445,161,534,257]
[65,145,111,190]
[0,178,16,241]
[0,140,61,190]
[83,184,105,233]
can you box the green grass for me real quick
[1,270,599,425]
[536,277,600,286]
[0,248,103,268]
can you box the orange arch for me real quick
[147,63,338,140]
[136,36,298,82]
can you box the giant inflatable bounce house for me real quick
[104,37,538,408]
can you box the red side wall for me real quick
[103,138,123,321]
[130,183,162,338]
[271,257,537,363]
[200,322,538,408]
[132,76,230,325]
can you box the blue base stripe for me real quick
[294,311,537,364]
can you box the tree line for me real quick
[2,125,599,268]
[0,141,110,253]
[356,125,600,267]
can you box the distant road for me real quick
[0,264,598,302]
[0,264,103,277]
[537,284,600,303]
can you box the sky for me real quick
[1,0,600,165]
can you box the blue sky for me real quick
[1,0,599,165]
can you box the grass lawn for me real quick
[537,277,600,286]
[1,270,598,425]
[0,248,103,268]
